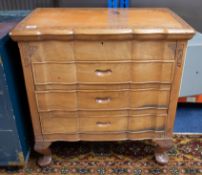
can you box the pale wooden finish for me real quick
[166,41,188,137]
[18,42,43,142]
[27,40,176,62]
[43,131,165,142]
[128,115,166,131]
[27,41,74,62]
[132,41,176,60]
[10,8,194,41]
[131,62,174,83]
[35,89,170,111]
[41,116,79,134]
[79,116,128,132]
[35,91,77,111]
[32,61,174,85]
[32,63,77,84]
[35,82,171,91]
[75,41,132,60]
[130,89,170,108]
[10,8,195,166]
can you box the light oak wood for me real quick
[35,82,171,91]
[41,116,79,134]
[35,91,77,111]
[32,61,174,85]
[132,41,176,60]
[75,41,132,60]
[39,109,167,118]
[27,41,74,62]
[128,115,166,131]
[32,62,77,85]
[79,116,128,132]
[131,61,174,83]
[35,89,170,111]
[42,131,165,141]
[166,41,188,137]
[18,42,43,142]
[130,89,170,108]
[10,8,195,41]
[10,8,195,166]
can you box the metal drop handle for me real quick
[95,97,111,104]
[96,121,111,127]
[95,69,112,76]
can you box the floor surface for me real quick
[174,103,202,133]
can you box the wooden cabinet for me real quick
[10,8,195,166]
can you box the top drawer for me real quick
[26,41,176,62]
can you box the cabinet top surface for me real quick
[10,8,195,41]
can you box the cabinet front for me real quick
[22,39,176,136]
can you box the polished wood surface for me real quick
[10,8,195,41]
[10,8,195,166]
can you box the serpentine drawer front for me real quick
[10,8,195,166]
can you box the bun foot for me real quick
[153,138,173,165]
[38,155,52,167]
[155,152,169,165]
[34,142,52,167]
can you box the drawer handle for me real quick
[96,97,111,104]
[95,69,112,76]
[96,121,111,127]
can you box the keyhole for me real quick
[101,41,104,45]
[196,71,199,75]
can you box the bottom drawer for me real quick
[41,117,79,134]
[80,117,128,133]
[40,114,166,134]
[128,115,166,132]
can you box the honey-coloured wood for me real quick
[10,8,195,166]
[79,116,128,133]
[75,41,132,61]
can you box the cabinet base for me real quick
[34,138,173,167]
[154,139,173,165]
[34,142,52,167]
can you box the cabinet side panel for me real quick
[18,42,43,141]
[166,41,188,137]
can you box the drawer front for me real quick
[35,89,170,111]
[32,63,77,85]
[132,41,176,60]
[79,116,127,132]
[32,62,174,86]
[130,89,170,109]
[77,63,130,83]
[26,41,176,62]
[35,91,77,111]
[75,41,131,61]
[129,108,167,116]
[28,41,74,62]
[40,116,79,134]
[128,115,166,131]
[36,90,129,111]
[78,90,129,110]
[132,62,174,83]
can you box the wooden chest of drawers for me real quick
[10,8,195,166]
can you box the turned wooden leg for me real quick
[34,142,52,167]
[153,139,173,165]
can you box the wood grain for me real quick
[10,8,195,41]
